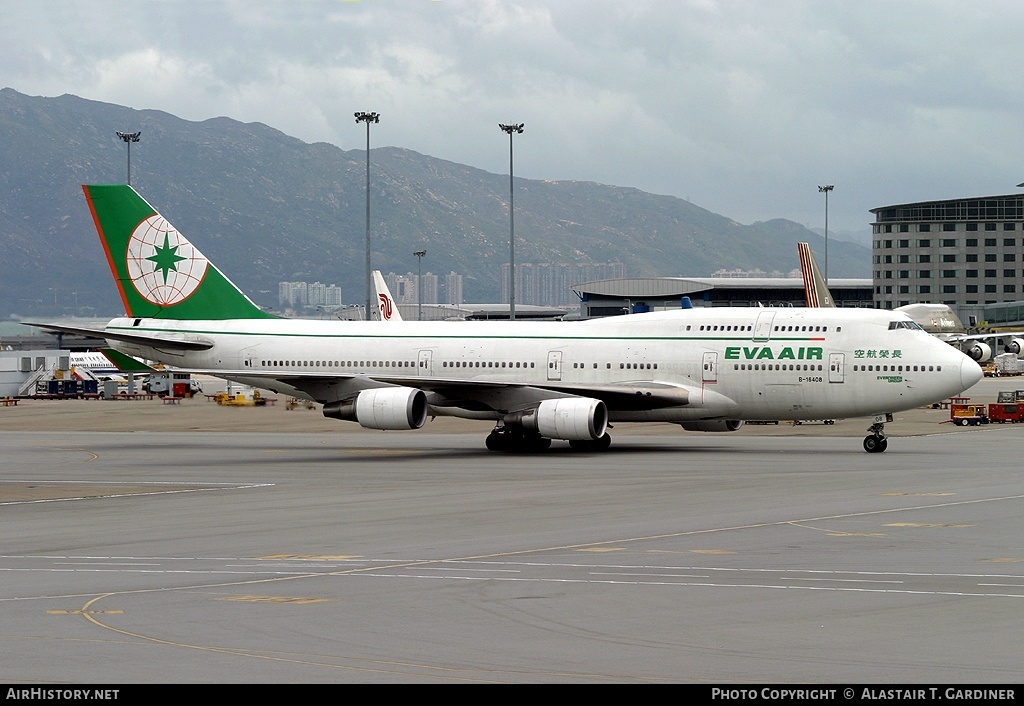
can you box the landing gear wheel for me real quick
[862,418,891,454]
[863,434,888,453]
[568,433,612,452]
[486,427,551,453]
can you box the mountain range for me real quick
[0,88,870,319]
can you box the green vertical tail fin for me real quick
[83,184,275,320]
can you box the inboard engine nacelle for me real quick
[967,342,992,362]
[504,398,608,441]
[679,420,744,432]
[323,387,428,430]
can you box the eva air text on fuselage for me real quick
[724,346,823,360]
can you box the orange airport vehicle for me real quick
[948,403,989,426]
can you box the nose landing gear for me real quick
[863,415,892,453]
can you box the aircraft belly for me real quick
[764,383,809,417]
[224,375,313,401]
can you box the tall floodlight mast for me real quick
[355,111,380,320]
[818,184,834,283]
[116,131,141,185]
[499,123,524,320]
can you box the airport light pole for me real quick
[499,123,524,320]
[414,249,426,321]
[116,131,141,185]
[355,111,380,320]
[818,184,834,283]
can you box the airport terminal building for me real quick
[571,276,872,319]
[870,193,1024,327]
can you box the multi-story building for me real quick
[384,272,440,305]
[870,194,1024,326]
[444,271,463,306]
[277,281,342,309]
[500,263,626,307]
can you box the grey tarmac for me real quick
[0,375,1022,683]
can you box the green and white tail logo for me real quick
[126,215,209,306]
[84,184,274,320]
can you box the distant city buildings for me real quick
[500,263,626,307]
[278,281,343,310]
[278,272,463,312]
[384,271,463,306]
[711,267,801,278]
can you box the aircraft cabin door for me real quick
[418,350,433,376]
[829,353,845,383]
[753,311,776,342]
[702,351,718,383]
[240,345,259,369]
[547,350,563,381]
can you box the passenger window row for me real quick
[263,360,421,368]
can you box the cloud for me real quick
[4,0,1024,235]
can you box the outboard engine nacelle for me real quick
[1004,338,1024,356]
[505,398,608,441]
[679,420,744,433]
[966,342,992,362]
[323,387,428,430]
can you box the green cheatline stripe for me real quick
[106,325,821,343]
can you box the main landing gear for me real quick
[862,418,890,453]
[485,426,612,453]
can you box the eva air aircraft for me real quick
[31,185,982,453]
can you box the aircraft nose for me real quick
[960,356,984,390]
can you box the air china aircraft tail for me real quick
[371,270,403,321]
[27,185,984,454]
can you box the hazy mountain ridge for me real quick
[0,88,869,318]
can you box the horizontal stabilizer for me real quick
[22,321,214,352]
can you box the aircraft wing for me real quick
[22,322,214,352]
[176,368,705,413]
[942,330,1024,342]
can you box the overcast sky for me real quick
[5,0,1024,234]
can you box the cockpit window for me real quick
[888,320,925,331]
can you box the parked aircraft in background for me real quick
[797,242,835,308]
[370,270,403,322]
[28,186,982,453]
[70,348,154,379]
[796,243,1024,363]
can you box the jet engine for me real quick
[679,420,744,433]
[1004,338,1024,356]
[966,342,992,362]
[505,398,608,441]
[323,387,428,430]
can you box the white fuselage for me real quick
[102,307,980,423]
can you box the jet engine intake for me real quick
[966,342,992,362]
[504,398,608,441]
[679,420,744,432]
[1004,338,1024,356]
[323,387,428,430]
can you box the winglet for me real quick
[798,242,836,308]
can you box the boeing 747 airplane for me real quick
[28,185,983,453]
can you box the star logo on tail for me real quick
[126,215,209,305]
